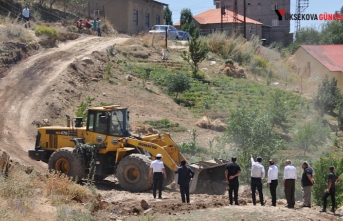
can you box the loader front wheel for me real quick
[116,154,152,192]
[48,148,86,181]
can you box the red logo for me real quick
[275,9,286,20]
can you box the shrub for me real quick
[314,75,340,115]
[35,25,58,38]
[166,73,191,100]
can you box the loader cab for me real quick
[87,106,130,137]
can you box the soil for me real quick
[0,34,340,220]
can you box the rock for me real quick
[103,93,106,96]
[143,208,152,214]
[43,119,49,123]
[171,182,177,191]
[81,57,94,64]
[126,75,133,81]
[140,199,150,210]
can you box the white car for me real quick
[149,25,180,40]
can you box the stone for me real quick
[140,199,150,210]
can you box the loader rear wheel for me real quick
[163,166,175,187]
[48,148,86,181]
[116,154,152,192]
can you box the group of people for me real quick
[77,18,102,36]
[149,154,194,203]
[225,155,341,213]
[149,153,341,213]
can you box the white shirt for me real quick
[251,157,265,179]
[150,160,164,173]
[268,165,278,183]
[283,164,297,179]
[22,8,29,17]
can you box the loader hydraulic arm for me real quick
[126,134,186,171]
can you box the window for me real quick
[249,26,252,34]
[156,15,160,25]
[247,3,251,6]
[272,19,279,26]
[271,3,278,10]
[133,10,138,26]
[88,113,94,132]
[258,3,261,6]
[145,13,150,28]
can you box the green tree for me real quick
[337,95,343,130]
[292,119,330,156]
[314,75,340,115]
[295,27,321,45]
[181,38,209,79]
[225,107,283,183]
[313,156,343,207]
[267,89,301,129]
[166,73,191,100]
[180,8,199,38]
[163,6,173,25]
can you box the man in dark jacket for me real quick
[225,156,241,205]
[175,160,195,203]
[301,161,315,208]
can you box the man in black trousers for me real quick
[149,153,166,199]
[225,157,241,205]
[320,166,341,213]
[267,159,278,206]
[250,154,265,206]
[175,160,195,203]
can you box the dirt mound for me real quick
[0,42,39,77]
[196,116,227,132]
[220,61,246,78]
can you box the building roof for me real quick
[174,8,262,26]
[300,45,343,72]
[153,0,167,6]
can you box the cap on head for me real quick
[156,153,162,158]
[257,156,262,162]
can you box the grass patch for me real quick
[145,118,186,132]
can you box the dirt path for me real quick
[0,35,128,170]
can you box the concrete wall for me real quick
[218,0,292,46]
[294,47,343,90]
[88,0,165,34]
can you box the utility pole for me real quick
[233,0,238,34]
[243,0,246,39]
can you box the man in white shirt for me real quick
[267,159,278,206]
[250,154,265,206]
[22,5,30,28]
[283,159,297,208]
[149,153,166,199]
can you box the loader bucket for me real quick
[189,159,229,195]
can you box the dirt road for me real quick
[0,35,128,170]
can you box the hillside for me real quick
[0,22,341,220]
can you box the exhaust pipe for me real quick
[66,115,71,127]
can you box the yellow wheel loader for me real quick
[28,105,227,193]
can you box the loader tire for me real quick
[48,148,86,182]
[163,166,175,187]
[116,154,152,192]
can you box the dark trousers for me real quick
[153,172,163,198]
[179,184,190,203]
[284,179,295,208]
[97,27,101,37]
[323,188,336,210]
[251,177,264,205]
[228,182,239,205]
[269,180,278,206]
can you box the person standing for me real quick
[225,157,241,205]
[250,154,265,206]
[22,5,30,28]
[92,18,98,34]
[283,159,297,208]
[320,166,341,213]
[267,159,278,207]
[96,17,101,37]
[175,160,195,203]
[301,161,315,208]
[149,153,166,199]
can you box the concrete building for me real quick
[88,0,167,35]
[293,45,343,90]
[214,0,293,46]
[174,8,263,40]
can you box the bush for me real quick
[166,73,191,100]
[35,25,58,38]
